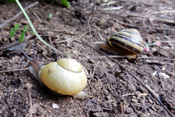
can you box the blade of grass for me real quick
[15,0,66,56]
[20,24,28,42]
[10,24,20,38]
[60,0,70,7]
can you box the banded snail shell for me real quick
[107,29,145,55]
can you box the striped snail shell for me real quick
[98,29,146,58]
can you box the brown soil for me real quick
[0,0,175,116]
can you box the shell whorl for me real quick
[107,29,145,54]
[38,58,87,95]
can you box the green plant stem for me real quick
[17,29,33,33]
[147,43,156,46]
[15,0,66,56]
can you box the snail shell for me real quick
[18,47,89,99]
[38,58,87,96]
[98,29,146,58]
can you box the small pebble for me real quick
[25,83,33,89]
[52,103,59,109]
[152,71,157,76]
[159,72,169,79]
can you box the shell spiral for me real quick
[38,58,87,95]
[107,29,145,54]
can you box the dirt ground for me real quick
[0,0,175,116]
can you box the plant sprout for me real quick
[10,24,31,42]
[48,13,53,20]
[60,0,70,7]
[15,0,65,56]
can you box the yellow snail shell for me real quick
[38,58,87,96]
[18,47,89,99]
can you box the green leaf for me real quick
[19,24,28,42]
[10,24,20,38]
[10,29,15,38]
[14,24,20,30]
[48,13,53,19]
[20,31,25,42]
[7,0,15,4]
[60,0,70,7]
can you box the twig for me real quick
[37,29,75,35]
[114,18,175,32]
[0,34,35,52]
[3,28,76,35]
[114,18,137,28]
[88,15,93,57]
[157,71,165,90]
[78,55,127,61]
[102,6,123,11]
[67,31,89,46]
[90,62,99,78]
[161,40,175,43]
[78,55,175,61]
[29,7,41,21]
[0,68,29,73]
[0,1,39,29]
[27,86,33,117]
[26,84,39,116]
[122,93,135,97]
[49,37,58,60]
[73,40,175,117]
[127,11,175,29]
[120,102,124,117]
[142,10,175,28]
[140,57,175,61]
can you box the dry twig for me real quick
[143,10,175,28]
[78,55,175,62]
[90,61,99,79]
[0,1,39,29]
[87,15,94,57]
[114,18,175,32]
[27,86,33,117]
[0,68,29,73]
[27,84,39,117]
[120,102,124,117]
[29,7,41,21]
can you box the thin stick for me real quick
[0,35,35,52]
[87,15,93,57]
[18,46,33,61]
[78,55,175,61]
[114,18,175,32]
[120,102,124,117]
[140,57,175,61]
[0,2,39,29]
[90,62,99,78]
[29,7,41,21]
[49,37,58,60]
[27,86,33,117]
[143,10,175,26]
[35,29,75,35]
[67,31,89,45]
[0,68,29,73]
[74,40,175,117]
[161,40,175,43]
[32,44,36,58]
[3,28,75,35]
